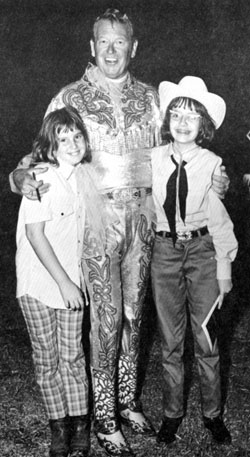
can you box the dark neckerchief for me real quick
[163,154,188,245]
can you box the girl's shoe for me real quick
[69,414,90,457]
[95,418,135,457]
[49,417,70,457]
[203,415,232,445]
[157,416,182,444]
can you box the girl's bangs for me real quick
[171,97,197,111]
[55,122,78,136]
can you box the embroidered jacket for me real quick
[46,64,161,191]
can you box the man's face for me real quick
[90,19,138,80]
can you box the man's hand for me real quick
[13,167,50,199]
[212,165,230,199]
[218,278,233,309]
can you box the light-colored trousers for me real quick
[82,195,156,426]
[151,232,221,419]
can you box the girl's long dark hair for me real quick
[32,105,91,165]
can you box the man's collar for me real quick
[85,63,132,92]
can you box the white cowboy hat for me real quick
[159,76,226,129]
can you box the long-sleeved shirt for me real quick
[151,143,238,280]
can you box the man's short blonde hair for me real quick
[92,8,134,41]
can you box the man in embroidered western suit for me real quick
[10,9,160,456]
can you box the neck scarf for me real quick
[163,155,188,245]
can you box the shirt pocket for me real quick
[52,202,75,219]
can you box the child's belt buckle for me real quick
[176,231,192,241]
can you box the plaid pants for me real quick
[18,294,88,419]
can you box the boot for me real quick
[119,399,155,437]
[203,415,232,445]
[49,417,70,457]
[95,417,135,457]
[157,416,182,444]
[69,415,90,457]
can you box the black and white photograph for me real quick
[1,1,250,456]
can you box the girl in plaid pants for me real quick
[16,106,112,457]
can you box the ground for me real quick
[1,0,250,456]
[1,220,250,456]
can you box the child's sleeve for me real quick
[21,195,52,224]
[207,189,238,280]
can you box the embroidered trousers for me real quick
[82,195,155,425]
[151,233,221,419]
[18,294,89,419]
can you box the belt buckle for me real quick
[176,230,192,241]
[113,189,132,202]
[132,189,141,200]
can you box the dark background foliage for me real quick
[1,1,250,455]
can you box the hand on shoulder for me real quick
[17,166,51,200]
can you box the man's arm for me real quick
[9,153,50,199]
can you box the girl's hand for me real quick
[59,279,84,311]
[218,278,233,309]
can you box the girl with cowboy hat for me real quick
[150,76,238,447]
